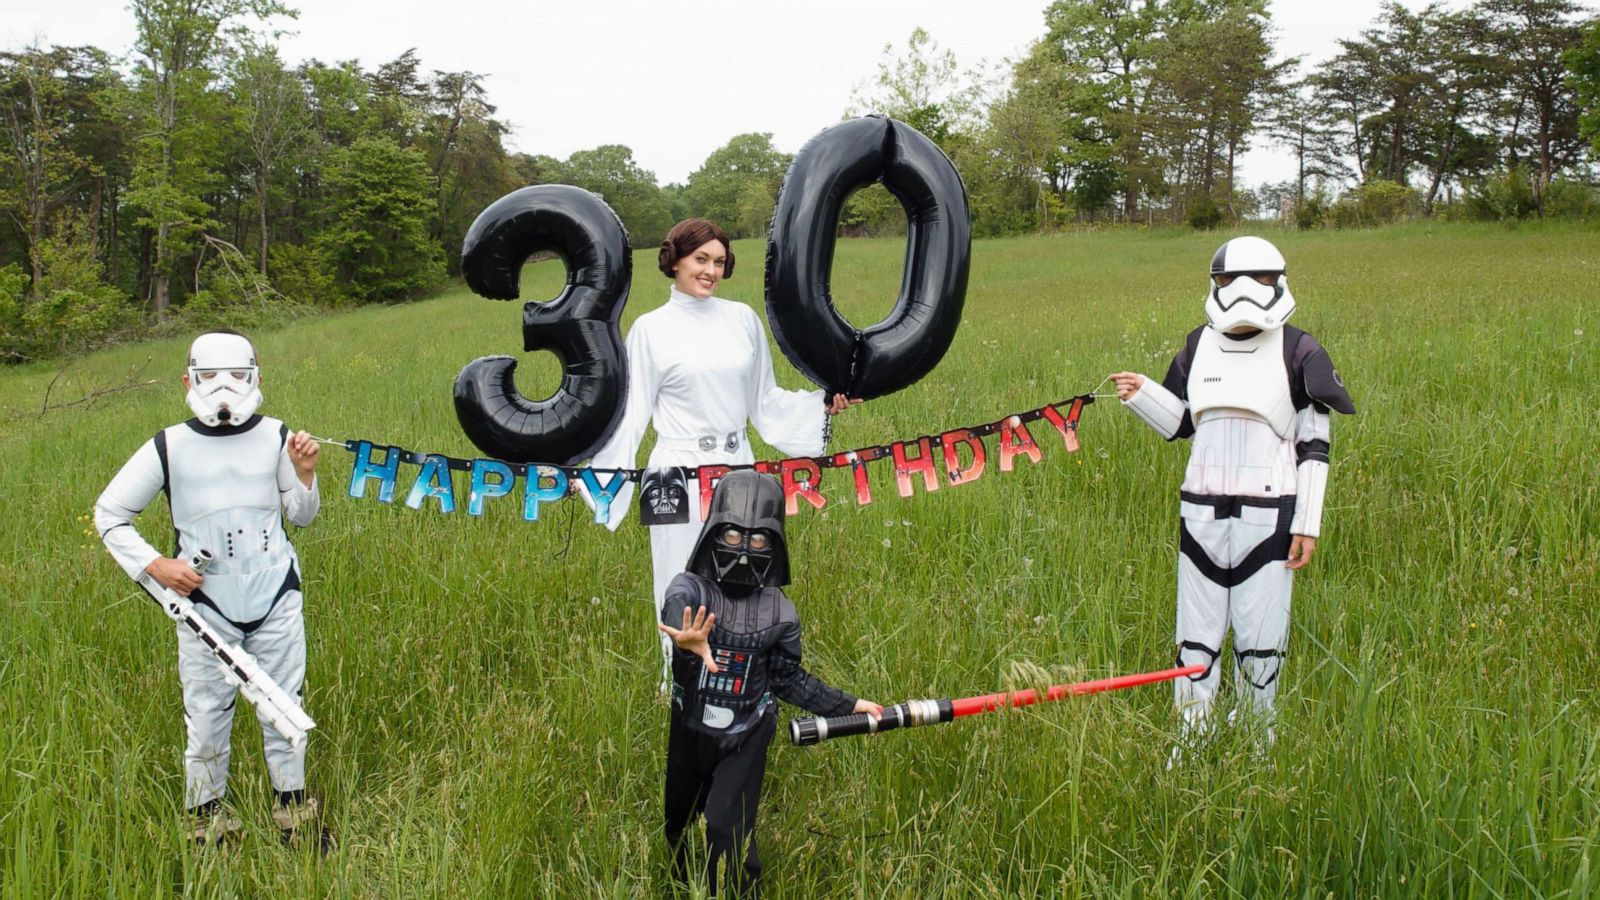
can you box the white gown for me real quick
[588,287,828,684]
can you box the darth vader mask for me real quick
[639,466,690,526]
[688,470,789,588]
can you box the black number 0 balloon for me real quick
[455,185,631,465]
[765,116,971,400]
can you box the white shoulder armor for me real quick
[1186,327,1295,438]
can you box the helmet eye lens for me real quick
[748,532,771,551]
[720,528,743,547]
[1214,272,1279,288]
[199,371,219,382]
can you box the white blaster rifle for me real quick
[137,550,316,747]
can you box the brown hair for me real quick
[658,218,735,279]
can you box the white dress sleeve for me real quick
[744,308,827,458]
[277,439,320,527]
[583,320,661,529]
[95,438,166,581]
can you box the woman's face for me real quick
[672,238,727,298]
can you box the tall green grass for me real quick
[2,221,1597,896]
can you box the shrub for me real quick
[1330,181,1418,228]
[1462,167,1538,221]
[269,242,349,308]
[1542,177,1600,219]
[1186,195,1223,230]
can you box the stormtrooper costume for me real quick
[1121,237,1354,738]
[661,471,858,898]
[588,287,829,685]
[95,333,319,811]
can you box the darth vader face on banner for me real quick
[639,466,690,525]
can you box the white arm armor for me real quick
[1291,459,1328,537]
[1123,376,1189,440]
[1290,404,1334,537]
[96,438,165,580]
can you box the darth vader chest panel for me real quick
[1187,327,1295,438]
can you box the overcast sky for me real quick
[4,0,1588,188]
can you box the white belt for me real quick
[656,431,743,453]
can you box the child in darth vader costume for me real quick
[1112,236,1355,754]
[658,470,880,897]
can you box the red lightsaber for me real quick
[790,663,1204,746]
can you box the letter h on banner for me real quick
[892,438,940,498]
[348,441,401,503]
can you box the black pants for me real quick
[664,710,776,899]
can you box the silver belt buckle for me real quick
[697,435,716,452]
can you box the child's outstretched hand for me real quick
[287,430,319,487]
[658,605,720,673]
[1111,372,1145,401]
[853,698,883,718]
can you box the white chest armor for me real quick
[1187,327,1296,438]
[166,417,297,623]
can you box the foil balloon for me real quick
[765,116,971,400]
[455,185,631,465]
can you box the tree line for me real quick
[3,0,1598,361]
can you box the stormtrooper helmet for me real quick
[185,331,261,426]
[1205,236,1295,333]
[689,470,789,589]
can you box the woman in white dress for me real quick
[588,219,857,686]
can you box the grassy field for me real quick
[2,221,1597,897]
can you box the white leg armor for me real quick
[1174,494,1293,738]
[178,590,307,808]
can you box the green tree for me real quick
[126,0,291,313]
[0,46,99,287]
[683,132,788,237]
[559,145,673,246]
[1043,0,1165,219]
[231,41,308,276]
[1267,77,1350,207]
[1480,0,1587,212]
[847,27,985,146]
[1566,18,1600,156]
[419,69,518,274]
[1147,4,1278,220]
[314,136,442,302]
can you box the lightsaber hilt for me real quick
[189,550,213,575]
[790,698,953,746]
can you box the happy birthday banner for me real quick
[339,395,1092,526]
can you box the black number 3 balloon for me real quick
[765,116,971,400]
[455,184,631,465]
